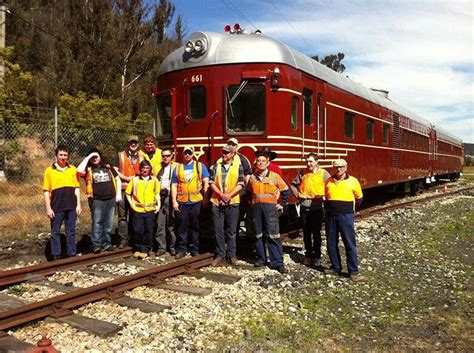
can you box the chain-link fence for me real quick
[0,112,154,236]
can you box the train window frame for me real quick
[344,112,354,139]
[188,85,207,120]
[303,88,313,125]
[156,91,172,137]
[226,83,266,135]
[383,123,390,144]
[291,96,299,130]
[366,118,375,141]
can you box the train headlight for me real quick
[185,41,195,53]
[194,39,206,53]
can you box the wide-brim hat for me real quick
[256,147,277,161]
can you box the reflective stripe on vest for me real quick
[249,172,281,204]
[210,160,240,205]
[176,162,203,203]
[118,151,141,190]
[298,168,325,199]
[85,167,117,199]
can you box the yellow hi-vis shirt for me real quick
[325,174,363,214]
[125,175,160,213]
[139,149,162,176]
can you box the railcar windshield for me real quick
[226,84,265,133]
[156,91,172,137]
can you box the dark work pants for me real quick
[155,196,176,252]
[118,190,133,245]
[325,213,359,275]
[301,207,324,259]
[212,204,239,259]
[252,203,283,269]
[50,210,77,257]
[176,202,201,256]
[132,211,155,253]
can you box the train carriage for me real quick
[154,28,463,196]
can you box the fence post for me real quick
[54,106,58,147]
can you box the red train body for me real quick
[154,30,463,196]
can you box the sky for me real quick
[169,0,473,143]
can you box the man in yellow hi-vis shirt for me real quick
[325,159,366,282]
[126,160,160,259]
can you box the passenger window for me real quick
[303,88,312,125]
[344,112,354,139]
[383,123,389,144]
[291,96,298,130]
[226,84,265,133]
[156,91,172,137]
[366,118,374,141]
[189,85,206,120]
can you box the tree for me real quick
[312,52,346,73]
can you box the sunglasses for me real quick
[184,151,193,155]
[162,154,172,158]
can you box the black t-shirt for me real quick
[91,166,118,200]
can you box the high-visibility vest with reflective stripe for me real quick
[85,167,117,199]
[139,149,162,176]
[210,160,240,206]
[128,176,160,213]
[118,151,141,190]
[298,168,326,199]
[176,162,203,203]
[249,171,288,204]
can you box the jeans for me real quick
[50,209,77,257]
[325,213,359,275]
[89,197,115,251]
[252,203,283,269]
[301,207,323,259]
[132,211,155,253]
[118,190,133,245]
[175,202,201,256]
[212,204,239,259]
[155,196,176,252]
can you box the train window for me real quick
[291,96,298,130]
[226,84,265,133]
[344,112,354,139]
[189,85,206,120]
[156,91,172,137]
[366,118,374,141]
[303,88,313,125]
[383,123,389,144]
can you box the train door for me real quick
[301,87,315,157]
[155,88,176,146]
[429,129,437,175]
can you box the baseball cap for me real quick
[128,135,139,142]
[333,159,348,167]
[183,146,194,153]
[227,137,239,145]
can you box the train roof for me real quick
[158,31,463,145]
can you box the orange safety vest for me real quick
[298,168,326,199]
[248,171,288,204]
[85,167,117,199]
[176,162,203,203]
[210,160,240,206]
[118,151,142,190]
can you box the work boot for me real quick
[156,249,166,257]
[118,242,127,249]
[169,249,177,256]
[254,260,265,268]
[175,252,186,259]
[212,257,224,267]
[326,268,341,277]
[50,255,60,261]
[228,257,238,266]
[303,257,314,266]
[93,248,101,254]
[350,274,368,282]
[276,265,288,274]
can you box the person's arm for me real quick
[290,172,302,198]
[76,152,98,174]
[75,188,82,216]
[43,190,54,219]
[115,176,122,203]
[154,179,161,213]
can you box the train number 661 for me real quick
[191,74,203,83]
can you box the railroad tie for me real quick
[45,314,122,338]
[113,296,171,313]
[186,271,241,284]
[150,283,212,296]
[0,333,35,352]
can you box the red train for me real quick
[153,27,463,197]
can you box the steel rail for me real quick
[0,248,134,287]
[356,186,474,219]
[0,253,213,331]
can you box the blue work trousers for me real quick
[325,213,359,275]
[212,204,239,259]
[132,211,155,253]
[301,207,323,259]
[50,209,77,257]
[176,202,201,256]
[252,203,283,269]
[89,197,115,251]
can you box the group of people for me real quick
[42,135,366,280]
